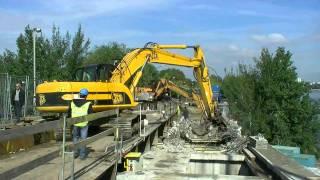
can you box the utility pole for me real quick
[33,27,41,114]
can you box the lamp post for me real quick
[32,27,41,114]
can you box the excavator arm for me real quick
[36,42,215,119]
[154,79,192,100]
[110,43,215,119]
[154,79,207,116]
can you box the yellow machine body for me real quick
[36,81,137,113]
[36,42,216,119]
[124,152,142,172]
[154,79,206,114]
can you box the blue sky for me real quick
[0,0,319,81]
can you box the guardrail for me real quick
[0,109,120,180]
[60,102,177,179]
[0,109,119,143]
[0,101,179,143]
[0,101,178,180]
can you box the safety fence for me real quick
[0,73,33,125]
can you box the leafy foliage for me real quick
[0,50,17,74]
[222,47,320,155]
[158,68,193,98]
[64,25,90,79]
[138,64,159,87]
[0,25,166,88]
[210,74,223,87]
[84,42,128,65]
[160,68,192,88]
[0,25,90,81]
[159,68,186,81]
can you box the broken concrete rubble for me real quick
[162,106,247,153]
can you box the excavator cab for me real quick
[74,64,115,82]
[36,43,215,119]
[36,63,137,113]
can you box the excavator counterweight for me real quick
[36,43,216,120]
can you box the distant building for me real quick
[297,77,302,83]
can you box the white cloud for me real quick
[251,33,288,44]
[204,43,257,75]
[1,0,173,28]
[237,10,290,19]
[228,44,240,51]
[0,0,174,52]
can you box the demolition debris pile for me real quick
[162,106,248,153]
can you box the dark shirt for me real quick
[183,108,189,119]
[11,89,25,106]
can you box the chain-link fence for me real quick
[0,73,33,125]
[0,73,11,124]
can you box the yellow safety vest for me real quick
[71,101,91,127]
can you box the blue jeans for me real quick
[72,125,88,158]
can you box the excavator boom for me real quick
[154,79,206,115]
[110,43,214,119]
[36,42,215,119]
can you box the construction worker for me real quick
[68,88,93,160]
[177,105,181,116]
[179,106,189,122]
[182,106,189,121]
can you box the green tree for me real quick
[210,74,223,86]
[159,68,186,82]
[13,25,50,79]
[0,50,17,74]
[46,25,71,80]
[84,42,128,65]
[160,68,194,90]
[138,64,159,87]
[222,47,320,155]
[1,24,91,81]
[158,68,193,97]
[12,25,73,81]
[64,25,90,79]
[255,48,319,151]
[84,42,160,87]
[15,25,34,77]
[222,64,257,135]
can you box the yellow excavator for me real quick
[154,78,206,111]
[36,42,215,119]
[135,87,155,102]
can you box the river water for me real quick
[310,89,320,101]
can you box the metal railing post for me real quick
[63,151,75,180]
[139,103,141,136]
[60,114,67,179]
[70,152,74,180]
[24,75,29,117]
[9,75,12,122]
[139,103,145,139]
